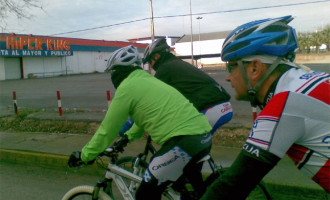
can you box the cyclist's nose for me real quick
[225,74,231,82]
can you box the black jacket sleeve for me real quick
[201,145,280,200]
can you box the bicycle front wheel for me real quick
[62,185,112,200]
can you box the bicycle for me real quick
[62,136,272,200]
[62,145,182,200]
[115,136,272,200]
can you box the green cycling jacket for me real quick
[81,70,211,162]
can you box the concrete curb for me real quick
[0,148,105,176]
[0,149,68,169]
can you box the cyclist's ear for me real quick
[248,59,266,82]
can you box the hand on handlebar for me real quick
[68,135,129,167]
[113,134,129,152]
[68,151,95,168]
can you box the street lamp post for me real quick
[196,16,202,67]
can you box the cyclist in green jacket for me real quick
[68,45,212,200]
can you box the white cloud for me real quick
[3,0,330,41]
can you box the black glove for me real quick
[68,151,84,168]
[113,134,129,152]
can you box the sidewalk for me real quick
[0,111,328,199]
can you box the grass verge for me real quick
[0,109,250,148]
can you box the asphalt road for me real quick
[1,64,329,118]
[0,162,100,200]
[0,161,129,200]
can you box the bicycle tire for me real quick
[205,168,272,200]
[62,185,112,200]
[115,156,177,200]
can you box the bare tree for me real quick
[0,0,43,31]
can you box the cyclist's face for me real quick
[149,58,156,68]
[148,53,161,68]
[226,62,249,101]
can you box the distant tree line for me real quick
[298,25,330,53]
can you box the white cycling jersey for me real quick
[247,67,330,192]
[201,101,233,135]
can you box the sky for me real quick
[2,0,330,42]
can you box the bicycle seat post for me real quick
[207,155,221,172]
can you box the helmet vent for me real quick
[123,56,135,62]
[266,34,288,46]
[226,42,250,55]
[260,25,287,33]
[235,27,258,40]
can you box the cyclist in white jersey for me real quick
[201,15,330,200]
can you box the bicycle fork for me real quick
[129,157,143,192]
[92,179,112,200]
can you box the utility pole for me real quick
[149,0,155,42]
[148,0,155,73]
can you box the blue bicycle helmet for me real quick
[221,15,298,61]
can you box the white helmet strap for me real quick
[238,57,282,106]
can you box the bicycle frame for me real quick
[115,148,272,200]
[105,163,142,200]
[136,136,156,164]
[93,157,180,200]
[124,136,222,195]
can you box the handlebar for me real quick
[100,146,121,157]
[97,145,127,165]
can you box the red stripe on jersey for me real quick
[308,80,330,105]
[256,115,278,121]
[259,92,289,119]
[296,75,319,92]
[286,144,309,164]
[312,159,330,193]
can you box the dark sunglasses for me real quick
[226,61,250,73]
[226,62,239,73]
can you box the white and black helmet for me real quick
[105,45,142,72]
[142,38,170,64]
